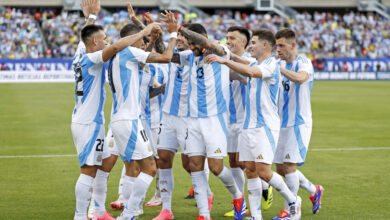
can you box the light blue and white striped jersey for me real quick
[72,42,106,125]
[180,45,231,118]
[162,50,192,117]
[243,56,281,130]
[107,46,150,122]
[278,55,314,127]
[150,63,168,128]
[229,52,256,124]
[139,63,157,127]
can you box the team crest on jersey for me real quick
[214,148,222,153]
[257,154,263,160]
[285,154,291,159]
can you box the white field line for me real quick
[1,147,390,158]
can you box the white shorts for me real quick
[71,122,110,167]
[140,118,158,157]
[158,112,188,153]
[227,123,243,153]
[111,119,153,162]
[238,126,279,164]
[106,127,120,156]
[274,123,312,165]
[186,113,228,158]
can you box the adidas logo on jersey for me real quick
[285,154,290,159]
[257,154,263,159]
[214,148,222,153]
[160,188,168,193]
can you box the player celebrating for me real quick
[272,28,324,220]
[174,23,246,220]
[107,11,179,220]
[205,29,302,220]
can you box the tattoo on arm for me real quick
[180,27,226,56]
[154,36,165,54]
[171,53,181,64]
[145,41,155,52]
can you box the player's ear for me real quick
[291,41,296,49]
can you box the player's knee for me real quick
[157,150,174,168]
[276,164,285,176]
[228,153,239,168]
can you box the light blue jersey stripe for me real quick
[217,114,228,140]
[255,78,264,127]
[197,57,207,117]
[264,126,276,153]
[78,123,101,167]
[281,63,293,127]
[94,66,105,124]
[294,125,307,162]
[169,64,183,115]
[243,78,251,129]
[212,62,227,115]
[229,85,237,123]
[121,120,138,162]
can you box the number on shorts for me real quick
[96,139,104,152]
[140,129,148,142]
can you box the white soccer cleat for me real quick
[289,196,302,220]
[145,195,162,207]
[88,201,95,219]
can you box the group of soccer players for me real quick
[71,0,324,220]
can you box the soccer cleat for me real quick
[271,210,290,220]
[93,212,115,220]
[88,202,95,219]
[224,208,249,217]
[245,217,263,220]
[309,185,324,214]
[196,215,212,220]
[116,214,137,220]
[185,187,195,199]
[208,193,214,212]
[233,194,247,220]
[152,209,174,220]
[110,199,125,210]
[289,196,302,220]
[145,195,162,207]
[261,186,274,211]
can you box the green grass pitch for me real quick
[0,81,389,219]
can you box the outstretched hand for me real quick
[143,22,162,35]
[205,54,227,64]
[160,10,178,33]
[80,0,101,18]
[144,12,155,24]
[127,2,136,20]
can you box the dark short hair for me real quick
[252,29,275,48]
[188,23,207,36]
[81,24,104,45]
[275,28,296,41]
[120,23,143,38]
[227,26,251,48]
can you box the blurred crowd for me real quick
[1,7,390,61]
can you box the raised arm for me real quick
[280,67,309,84]
[206,54,263,78]
[102,22,160,62]
[145,11,178,63]
[127,2,145,29]
[81,0,101,26]
[144,12,165,53]
[179,26,226,56]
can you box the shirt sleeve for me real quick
[298,58,314,77]
[126,46,151,64]
[179,50,193,65]
[220,44,231,60]
[87,50,104,64]
[257,60,276,80]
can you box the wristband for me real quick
[88,14,97,20]
[178,25,183,32]
[170,32,178,39]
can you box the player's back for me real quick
[72,42,106,125]
[279,54,314,128]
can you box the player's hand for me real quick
[160,10,178,33]
[150,27,161,43]
[143,22,162,35]
[144,12,155,24]
[127,2,137,20]
[205,54,226,64]
[81,0,101,18]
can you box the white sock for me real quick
[155,169,161,197]
[122,175,136,201]
[204,160,212,198]
[118,165,126,196]
[217,166,242,199]
[285,171,299,211]
[123,172,154,217]
[268,172,295,204]
[296,170,316,195]
[247,178,262,219]
[74,174,94,220]
[261,179,269,190]
[159,168,174,211]
[93,170,109,216]
[191,171,210,219]
[231,167,245,193]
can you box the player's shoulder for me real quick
[296,54,312,64]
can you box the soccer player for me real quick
[272,28,324,219]
[174,23,246,220]
[205,29,302,220]
[71,0,161,219]
[107,11,179,220]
